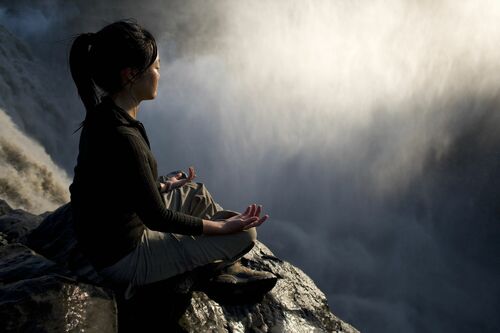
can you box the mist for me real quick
[0,108,69,213]
[1,0,499,331]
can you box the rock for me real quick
[0,243,117,332]
[26,202,104,285]
[0,200,13,216]
[180,241,358,333]
[0,202,42,244]
[0,243,73,283]
[0,198,359,332]
[0,275,117,332]
[0,232,8,247]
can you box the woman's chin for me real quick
[144,93,157,100]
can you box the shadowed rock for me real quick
[0,200,43,245]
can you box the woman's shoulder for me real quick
[114,126,141,141]
[115,126,148,148]
[82,115,141,145]
[86,103,141,133]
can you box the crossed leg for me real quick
[133,182,257,284]
[98,181,257,298]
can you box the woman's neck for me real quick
[110,91,140,119]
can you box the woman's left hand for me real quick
[160,166,196,193]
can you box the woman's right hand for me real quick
[202,204,268,235]
[161,166,196,193]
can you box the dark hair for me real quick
[69,18,158,133]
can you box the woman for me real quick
[68,19,275,300]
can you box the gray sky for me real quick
[1,0,499,331]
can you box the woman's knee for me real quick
[175,181,222,219]
[226,227,257,257]
[243,226,257,245]
[225,227,257,262]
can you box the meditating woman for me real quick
[68,19,276,300]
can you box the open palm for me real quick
[222,204,268,233]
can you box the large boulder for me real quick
[0,198,359,332]
[0,243,117,332]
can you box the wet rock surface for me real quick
[0,242,116,332]
[0,274,117,333]
[0,198,359,332]
[180,241,359,333]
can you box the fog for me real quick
[1,0,499,331]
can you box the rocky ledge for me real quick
[0,198,359,332]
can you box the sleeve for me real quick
[119,133,204,235]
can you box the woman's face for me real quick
[130,55,160,101]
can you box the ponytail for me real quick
[69,33,99,133]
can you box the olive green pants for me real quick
[97,182,257,299]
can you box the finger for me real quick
[188,166,196,181]
[242,205,252,217]
[256,214,269,226]
[254,205,262,218]
[249,203,257,217]
[245,214,268,229]
[248,204,256,217]
[242,216,259,226]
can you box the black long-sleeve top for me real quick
[69,95,203,270]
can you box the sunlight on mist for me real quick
[156,0,500,196]
[222,0,500,117]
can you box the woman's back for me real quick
[70,95,150,269]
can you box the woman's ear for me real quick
[120,67,139,85]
